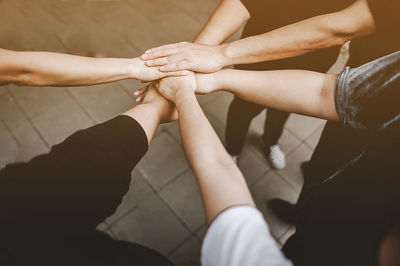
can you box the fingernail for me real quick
[141,54,148,60]
[160,66,166,71]
[134,91,139,95]
[145,50,151,54]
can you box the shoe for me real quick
[230,155,239,165]
[267,199,298,225]
[268,145,286,169]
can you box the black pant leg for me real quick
[262,108,290,147]
[226,96,265,155]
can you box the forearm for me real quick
[207,69,339,120]
[0,49,144,86]
[220,0,375,66]
[122,103,162,144]
[194,0,250,45]
[175,93,254,223]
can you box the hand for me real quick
[131,57,190,82]
[141,42,226,73]
[153,73,197,103]
[136,83,178,123]
[135,72,220,100]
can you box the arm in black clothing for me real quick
[0,86,176,229]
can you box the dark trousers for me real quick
[226,97,290,155]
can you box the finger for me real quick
[134,86,148,96]
[141,48,181,60]
[163,70,191,77]
[160,61,191,72]
[145,57,170,67]
[144,42,182,54]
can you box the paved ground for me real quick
[0,1,348,265]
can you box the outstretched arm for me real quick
[194,0,250,45]
[196,69,339,120]
[141,0,249,73]
[142,0,375,72]
[0,48,189,86]
[154,76,254,224]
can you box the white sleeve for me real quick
[201,206,293,266]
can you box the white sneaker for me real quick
[268,145,286,169]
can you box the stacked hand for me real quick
[141,42,226,73]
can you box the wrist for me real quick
[219,43,235,67]
[174,91,196,107]
[128,57,142,79]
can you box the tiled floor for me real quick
[0,1,348,265]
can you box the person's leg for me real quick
[262,108,290,169]
[226,96,265,159]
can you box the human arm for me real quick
[194,0,250,45]
[142,0,375,72]
[0,86,176,229]
[155,76,254,223]
[141,0,249,73]
[0,48,189,86]
[195,69,339,120]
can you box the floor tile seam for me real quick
[166,233,201,258]
[137,174,194,235]
[246,168,270,188]
[158,167,193,193]
[5,89,50,148]
[0,117,20,145]
[274,170,302,194]
[105,205,140,229]
[65,88,97,124]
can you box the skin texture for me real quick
[137,69,339,121]
[143,0,252,98]
[123,86,177,144]
[0,48,189,86]
[141,0,375,73]
[155,78,254,224]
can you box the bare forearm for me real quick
[220,0,375,66]
[194,0,250,45]
[176,93,254,223]
[208,69,339,120]
[0,49,143,86]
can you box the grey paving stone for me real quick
[249,171,300,240]
[159,169,206,232]
[237,136,270,186]
[127,0,183,24]
[68,83,135,123]
[0,93,48,162]
[285,114,326,141]
[33,100,94,146]
[0,121,18,166]
[169,237,202,266]
[170,0,219,24]
[202,91,234,126]
[276,144,313,192]
[278,129,302,155]
[195,225,208,243]
[305,123,325,150]
[158,12,202,42]
[9,86,71,119]
[0,87,6,97]
[136,132,190,190]
[109,175,191,255]
[279,226,296,246]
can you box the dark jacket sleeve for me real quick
[334,50,400,132]
[0,115,148,230]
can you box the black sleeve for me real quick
[0,115,148,230]
[334,50,400,132]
